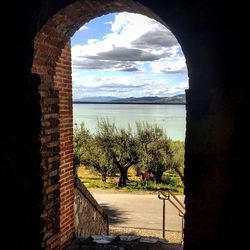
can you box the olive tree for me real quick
[96,119,140,187]
[170,140,185,184]
[73,123,116,182]
[73,123,92,175]
[136,122,173,183]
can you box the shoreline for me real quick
[73,102,186,105]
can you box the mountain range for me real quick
[73,94,186,104]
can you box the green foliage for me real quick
[73,123,117,181]
[83,138,117,182]
[73,120,185,189]
[136,122,173,183]
[78,166,183,194]
[73,123,92,171]
[96,119,140,186]
[170,140,185,184]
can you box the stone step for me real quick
[65,235,183,250]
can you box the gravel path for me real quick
[109,226,183,244]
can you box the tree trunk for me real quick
[135,167,141,176]
[173,166,184,185]
[118,168,128,187]
[155,172,163,184]
[101,173,107,182]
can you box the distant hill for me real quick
[110,94,186,104]
[73,96,120,102]
[73,94,186,104]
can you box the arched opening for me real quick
[71,11,187,240]
[32,1,188,248]
[28,1,238,250]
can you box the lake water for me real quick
[73,103,186,141]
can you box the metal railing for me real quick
[158,188,185,241]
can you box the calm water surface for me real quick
[73,103,186,141]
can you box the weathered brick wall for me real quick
[74,178,109,237]
[54,43,75,247]
[32,33,74,249]
[33,35,61,249]
[39,84,61,249]
[33,35,106,248]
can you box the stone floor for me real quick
[64,235,183,250]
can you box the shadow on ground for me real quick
[99,203,128,224]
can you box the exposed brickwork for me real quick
[54,42,75,247]
[33,34,74,248]
[33,37,62,249]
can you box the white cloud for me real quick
[72,69,187,98]
[165,81,189,94]
[71,12,182,71]
[79,25,88,31]
[72,12,188,98]
[143,81,188,96]
[150,57,187,74]
[150,46,187,73]
[107,12,160,45]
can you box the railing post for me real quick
[158,189,185,243]
[163,199,165,239]
[181,215,184,243]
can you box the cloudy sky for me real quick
[71,12,188,99]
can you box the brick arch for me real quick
[32,0,169,84]
[31,1,185,249]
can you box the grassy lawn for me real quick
[77,166,184,194]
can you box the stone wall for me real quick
[74,178,109,237]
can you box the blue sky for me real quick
[71,12,188,99]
